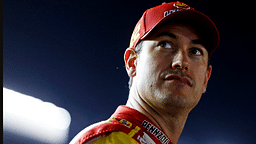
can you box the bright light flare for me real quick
[3,87,71,144]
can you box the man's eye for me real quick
[190,48,203,55]
[159,41,173,49]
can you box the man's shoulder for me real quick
[69,121,106,144]
[69,118,136,144]
[69,106,172,144]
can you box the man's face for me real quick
[131,23,212,111]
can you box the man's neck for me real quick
[126,87,190,144]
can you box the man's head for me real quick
[124,2,219,111]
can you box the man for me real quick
[70,1,219,144]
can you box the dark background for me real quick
[3,0,256,143]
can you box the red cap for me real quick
[129,1,220,57]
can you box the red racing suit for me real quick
[70,106,173,144]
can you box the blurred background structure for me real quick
[3,88,71,144]
[3,0,256,143]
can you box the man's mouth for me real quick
[164,74,192,87]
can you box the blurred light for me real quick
[3,87,71,144]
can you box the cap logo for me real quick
[129,23,141,48]
[173,2,190,9]
[164,2,191,17]
[164,9,181,17]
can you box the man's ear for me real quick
[124,48,137,77]
[203,65,212,93]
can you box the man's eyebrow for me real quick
[191,39,206,48]
[156,32,176,39]
[156,32,206,48]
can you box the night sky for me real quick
[3,0,256,143]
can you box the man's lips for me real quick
[164,74,192,87]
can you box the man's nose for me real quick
[171,51,189,71]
